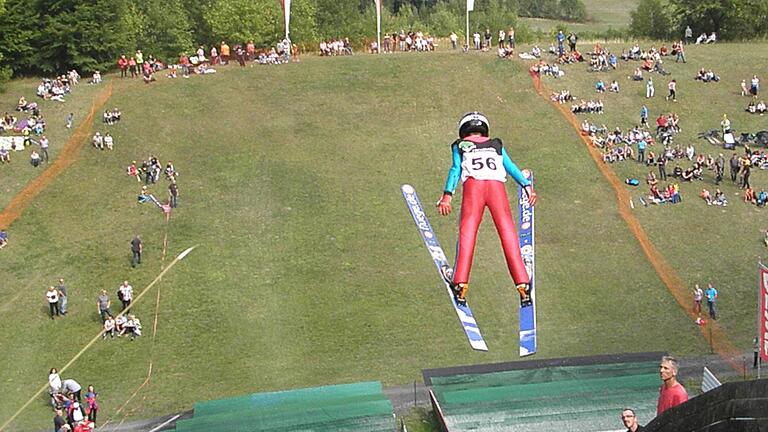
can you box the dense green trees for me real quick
[0,0,765,84]
[630,0,768,40]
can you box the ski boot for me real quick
[453,283,469,306]
[516,283,532,307]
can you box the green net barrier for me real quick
[431,360,659,432]
[176,381,394,432]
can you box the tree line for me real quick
[630,0,768,40]
[0,0,589,81]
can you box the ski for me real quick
[517,171,537,356]
[401,184,489,351]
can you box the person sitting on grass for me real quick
[595,80,606,93]
[30,150,41,167]
[713,189,728,206]
[119,314,142,340]
[115,314,126,335]
[757,189,768,207]
[137,186,151,204]
[631,67,643,81]
[0,147,10,164]
[103,133,113,150]
[102,315,116,339]
[610,80,620,92]
[0,230,7,249]
[92,132,103,150]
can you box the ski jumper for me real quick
[443,135,531,286]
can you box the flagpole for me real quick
[465,8,469,49]
[377,1,381,54]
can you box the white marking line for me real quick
[148,414,181,432]
[0,245,197,432]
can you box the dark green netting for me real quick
[176,381,394,432]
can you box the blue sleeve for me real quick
[502,148,531,187]
[443,144,462,194]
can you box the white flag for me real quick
[467,0,474,11]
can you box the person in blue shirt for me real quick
[556,31,565,57]
[436,112,538,305]
[705,283,718,320]
[640,105,649,126]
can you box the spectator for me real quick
[120,314,143,340]
[118,280,133,311]
[621,408,644,431]
[705,283,718,320]
[666,79,677,101]
[30,150,41,167]
[693,283,703,315]
[62,378,82,402]
[220,41,230,64]
[97,289,112,322]
[450,32,458,50]
[67,401,86,428]
[646,78,654,98]
[103,133,113,150]
[657,356,688,415]
[568,32,578,52]
[169,180,179,208]
[102,315,116,339]
[57,278,68,316]
[84,384,99,422]
[54,408,66,432]
[46,286,60,319]
[751,75,760,97]
[118,55,128,78]
[49,367,62,397]
[39,135,50,162]
[131,234,142,268]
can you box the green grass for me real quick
[520,0,638,34]
[0,43,765,430]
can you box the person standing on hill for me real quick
[436,112,537,305]
[57,278,68,315]
[131,234,142,268]
[705,283,718,320]
[657,356,688,415]
[693,283,703,315]
[730,153,740,182]
[646,78,655,98]
[46,286,60,319]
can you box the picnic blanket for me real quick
[0,136,26,151]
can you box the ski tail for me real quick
[401,184,488,351]
[518,171,537,356]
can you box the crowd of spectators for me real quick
[694,68,719,82]
[571,99,604,114]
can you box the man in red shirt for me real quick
[657,356,688,415]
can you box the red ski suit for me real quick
[441,135,532,286]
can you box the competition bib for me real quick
[460,146,506,183]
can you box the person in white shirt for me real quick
[103,133,113,150]
[46,286,60,319]
[118,280,133,311]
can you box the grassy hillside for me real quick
[0,42,764,430]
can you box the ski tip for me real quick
[472,341,489,351]
[401,184,415,194]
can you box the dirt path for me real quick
[529,73,745,374]
[0,82,113,229]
